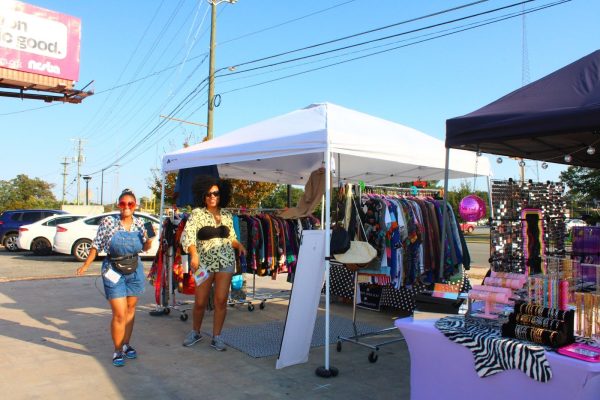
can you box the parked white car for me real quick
[17,214,86,255]
[53,212,160,261]
[566,218,587,232]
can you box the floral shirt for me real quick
[92,215,147,254]
[181,208,238,272]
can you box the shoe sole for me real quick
[113,360,125,367]
[183,337,202,347]
[125,353,137,359]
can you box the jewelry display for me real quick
[503,301,574,348]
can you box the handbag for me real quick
[330,225,351,255]
[333,195,377,265]
[110,254,139,275]
[333,240,377,265]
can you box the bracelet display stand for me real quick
[335,263,405,363]
[468,285,512,319]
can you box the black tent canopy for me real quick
[445,50,600,169]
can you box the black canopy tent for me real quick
[445,50,600,169]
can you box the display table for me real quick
[395,317,600,400]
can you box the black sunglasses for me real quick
[206,191,220,197]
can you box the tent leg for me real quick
[439,147,451,281]
[316,150,338,378]
[158,173,166,238]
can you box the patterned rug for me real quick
[216,315,380,358]
[435,316,552,382]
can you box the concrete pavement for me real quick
[0,274,410,400]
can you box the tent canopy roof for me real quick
[446,50,600,169]
[163,102,490,185]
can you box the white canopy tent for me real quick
[161,102,491,375]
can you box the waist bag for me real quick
[110,254,139,275]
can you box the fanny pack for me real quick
[109,254,139,275]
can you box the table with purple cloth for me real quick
[395,317,600,400]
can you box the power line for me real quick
[217,0,531,78]
[219,0,359,45]
[218,1,569,96]
[222,0,492,72]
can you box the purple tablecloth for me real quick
[395,317,600,400]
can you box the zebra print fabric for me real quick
[435,316,552,382]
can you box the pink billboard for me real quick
[0,0,81,81]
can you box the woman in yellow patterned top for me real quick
[181,176,246,351]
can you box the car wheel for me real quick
[3,233,19,252]
[73,239,92,262]
[31,237,52,256]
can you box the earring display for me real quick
[490,180,567,274]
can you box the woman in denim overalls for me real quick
[77,189,154,367]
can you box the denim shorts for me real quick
[102,262,145,300]
[216,263,235,274]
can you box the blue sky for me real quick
[1,0,598,204]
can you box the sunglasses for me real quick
[205,191,220,197]
[118,200,136,209]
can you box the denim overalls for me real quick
[102,229,145,300]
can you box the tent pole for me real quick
[486,175,493,274]
[316,150,338,378]
[158,172,166,240]
[439,147,451,281]
[487,175,494,219]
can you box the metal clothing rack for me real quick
[335,264,405,363]
[224,207,293,312]
[227,271,291,311]
[363,184,442,196]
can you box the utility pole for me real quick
[83,176,91,205]
[60,156,70,204]
[72,138,86,205]
[206,0,237,140]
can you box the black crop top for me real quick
[197,225,230,241]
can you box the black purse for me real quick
[330,225,351,256]
[110,254,139,275]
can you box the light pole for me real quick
[100,164,118,205]
[206,0,237,140]
[83,176,91,205]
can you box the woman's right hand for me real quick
[189,253,199,273]
[76,264,88,276]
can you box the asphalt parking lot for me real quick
[0,248,103,282]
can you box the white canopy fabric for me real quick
[162,102,490,182]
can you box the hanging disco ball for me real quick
[459,194,486,222]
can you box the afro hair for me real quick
[192,175,232,208]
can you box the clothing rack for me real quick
[334,262,405,363]
[334,188,405,362]
[363,184,442,195]
[225,207,294,312]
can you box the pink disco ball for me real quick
[459,195,486,222]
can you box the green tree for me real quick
[559,166,600,202]
[227,179,278,208]
[148,170,177,213]
[0,174,60,210]
[260,185,304,209]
